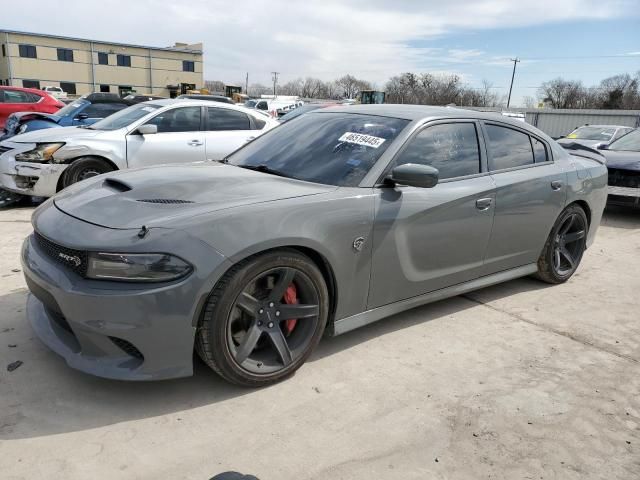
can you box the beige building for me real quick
[0,30,203,98]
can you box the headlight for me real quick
[87,252,192,282]
[15,143,65,162]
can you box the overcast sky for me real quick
[3,0,640,105]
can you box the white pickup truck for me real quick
[42,86,68,99]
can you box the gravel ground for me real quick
[0,205,639,480]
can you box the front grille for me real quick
[109,337,144,360]
[608,168,640,189]
[137,198,195,204]
[34,232,88,277]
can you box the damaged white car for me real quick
[0,99,278,206]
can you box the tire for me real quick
[535,204,588,284]
[61,157,115,188]
[196,249,329,387]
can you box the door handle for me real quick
[188,140,203,147]
[551,180,563,191]
[476,198,493,210]
[245,136,256,142]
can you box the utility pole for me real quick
[245,72,248,94]
[506,57,520,108]
[271,71,279,96]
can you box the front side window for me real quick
[117,54,131,67]
[145,106,202,133]
[183,60,195,72]
[90,103,161,130]
[486,124,534,171]
[57,48,74,62]
[3,89,38,103]
[394,123,480,180]
[229,112,409,187]
[19,44,37,58]
[207,108,250,131]
[82,102,129,118]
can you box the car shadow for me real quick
[0,275,552,441]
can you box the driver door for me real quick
[368,121,496,308]
[126,106,206,168]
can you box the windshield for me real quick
[228,112,409,187]
[608,129,640,151]
[279,105,325,123]
[54,100,89,118]
[244,100,258,108]
[89,103,161,131]
[567,126,616,141]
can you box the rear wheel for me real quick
[535,204,588,284]
[196,250,329,387]
[61,157,115,188]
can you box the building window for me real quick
[183,60,195,72]
[60,82,77,95]
[117,54,131,67]
[98,52,108,65]
[57,48,74,62]
[22,80,41,90]
[99,84,110,93]
[1,44,5,57]
[118,86,133,97]
[18,44,37,59]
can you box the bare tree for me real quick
[522,96,537,108]
[538,78,587,109]
[247,83,271,97]
[204,80,225,93]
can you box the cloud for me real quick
[1,0,636,86]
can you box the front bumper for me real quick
[22,209,231,380]
[0,141,67,197]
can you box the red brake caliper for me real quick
[282,283,298,335]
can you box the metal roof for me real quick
[0,29,202,54]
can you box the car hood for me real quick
[603,150,640,171]
[10,126,103,143]
[10,111,61,123]
[53,163,336,229]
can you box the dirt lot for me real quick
[0,205,639,480]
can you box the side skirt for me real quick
[331,264,538,336]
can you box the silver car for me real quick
[22,105,607,387]
[0,99,278,199]
[557,124,634,149]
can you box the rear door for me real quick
[368,120,496,308]
[203,107,258,161]
[126,105,206,167]
[480,122,566,274]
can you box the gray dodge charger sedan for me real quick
[22,105,608,387]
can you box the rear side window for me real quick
[486,124,534,171]
[394,123,480,180]
[2,89,39,103]
[207,108,251,131]
[531,137,548,163]
[146,106,201,133]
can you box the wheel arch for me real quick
[55,155,119,192]
[567,199,592,227]
[195,244,339,331]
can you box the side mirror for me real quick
[387,163,439,188]
[76,113,89,120]
[137,124,158,135]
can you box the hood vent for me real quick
[103,178,132,192]
[137,198,195,204]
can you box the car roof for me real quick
[310,104,534,128]
[144,98,272,116]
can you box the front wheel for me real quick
[535,204,588,284]
[196,250,329,387]
[61,157,115,189]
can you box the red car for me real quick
[0,86,64,129]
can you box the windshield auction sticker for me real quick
[338,132,386,148]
